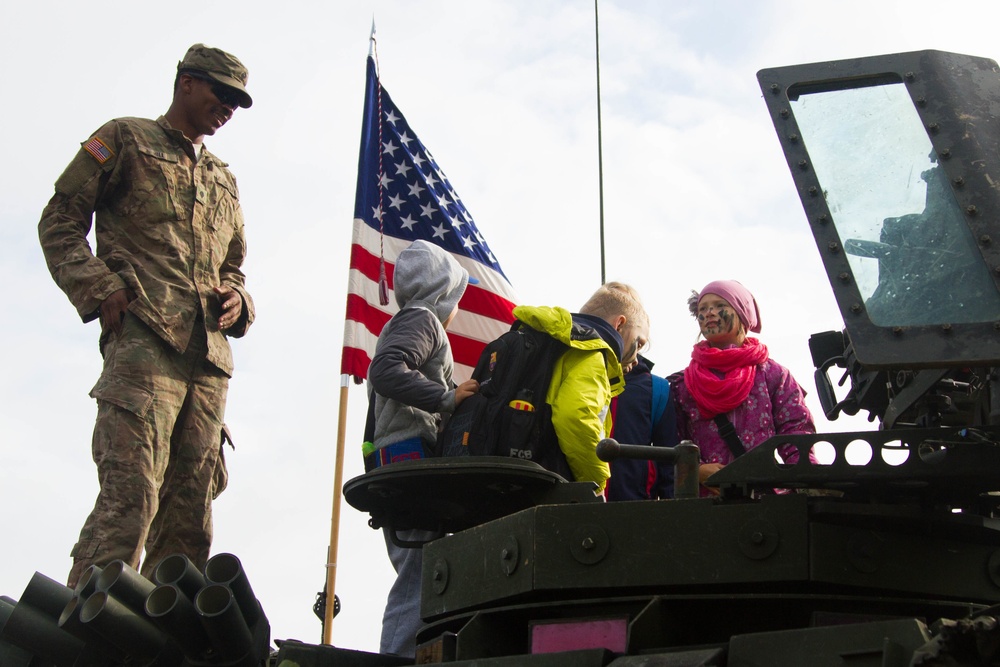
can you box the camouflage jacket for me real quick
[38,116,254,375]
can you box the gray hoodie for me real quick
[368,240,471,451]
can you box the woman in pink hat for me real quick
[670,280,816,495]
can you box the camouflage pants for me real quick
[67,313,229,588]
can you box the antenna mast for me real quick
[594,0,607,285]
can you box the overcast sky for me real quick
[4,0,1000,653]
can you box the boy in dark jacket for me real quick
[606,355,677,501]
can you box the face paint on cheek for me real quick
[718,309,736,332]
[623,338,639,365]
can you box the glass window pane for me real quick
[790,83,1000,326]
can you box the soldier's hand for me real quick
[214,285,243,330]
[100,288,135,336]
[454,379,480,407]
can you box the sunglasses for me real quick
[184,71,243,108]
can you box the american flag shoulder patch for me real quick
[83,136,114,164]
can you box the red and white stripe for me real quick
[341,218,518,383]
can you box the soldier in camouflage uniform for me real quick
[38,44,256,587]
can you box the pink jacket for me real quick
[672,358,816,466]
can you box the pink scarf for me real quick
[683,337,769,418]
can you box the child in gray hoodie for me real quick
[366,239,479,656]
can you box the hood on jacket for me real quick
[512,304,626,397]
[393,240,471,323]
[572,313,624,362]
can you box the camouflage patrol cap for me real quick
[178,43,253,108]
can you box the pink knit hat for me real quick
[698,280,762,334]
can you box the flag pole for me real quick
[594,0,607,285]
[331,17,519,645]
[322,375,351,644]
[322,21,378,645]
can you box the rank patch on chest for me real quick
[83,136,114,164]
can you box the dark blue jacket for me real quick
[606,356,678,500]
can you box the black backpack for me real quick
[437,320,572,477]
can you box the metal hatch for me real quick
[758,50,1000,368]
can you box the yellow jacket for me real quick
[512,305,625,491]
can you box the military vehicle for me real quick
[5,48,1000,666]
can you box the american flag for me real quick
[341,55,518,383]
[84,136,113,164]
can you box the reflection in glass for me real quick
[790,83,1000,326]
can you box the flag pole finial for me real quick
[369,18,377,58]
